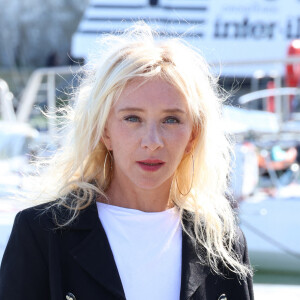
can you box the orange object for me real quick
[286,39,300,87]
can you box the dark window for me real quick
[149,0,158,6]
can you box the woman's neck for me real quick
[101,178,173,212]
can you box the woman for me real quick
[0,24,253,300]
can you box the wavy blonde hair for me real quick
[34,23,251,278]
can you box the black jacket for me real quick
[0,200,254,300]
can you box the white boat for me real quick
[239,186,300,274]
[230,90,300,274]
[0,121,40,262]
[0,121,39,198]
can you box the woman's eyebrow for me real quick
[163,108,186,114]
[117,107,186,114]
[117,107,144,113]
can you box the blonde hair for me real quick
[34,23,251,278]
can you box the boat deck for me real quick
[254,284,300,299]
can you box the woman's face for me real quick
[102,77,195,193]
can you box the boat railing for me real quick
[238,87,300,125]
[17,66,80,138]
[0,79,17,122]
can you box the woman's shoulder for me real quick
[15,193,81,228]
[13,200,62,231]
[15,195,99,232]
[182,210,249,261]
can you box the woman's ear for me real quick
[101,127,112,151]
[185,127,198,154]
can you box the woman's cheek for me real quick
[118,124,140,143]
[168,127,191,143]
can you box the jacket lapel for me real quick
[66,201,126,299]
[180,216,211,300]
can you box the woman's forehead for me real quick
[114,77,189,112]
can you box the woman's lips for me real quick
[137,160,165,172]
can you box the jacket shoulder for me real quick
[17,194,99,231]
[15,198,80,233]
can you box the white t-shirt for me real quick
[96,202,182,300]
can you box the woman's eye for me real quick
[164,117,180,124]
[124,115,140,122]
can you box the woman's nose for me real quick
[141,123,164,151]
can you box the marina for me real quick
[1,0,300,298]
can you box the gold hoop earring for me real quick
[176,153,194,196]
[103,151,113,180]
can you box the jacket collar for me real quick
[63,200,126,299]
[64,200,210,300]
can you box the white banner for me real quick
[71,0,300,77]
